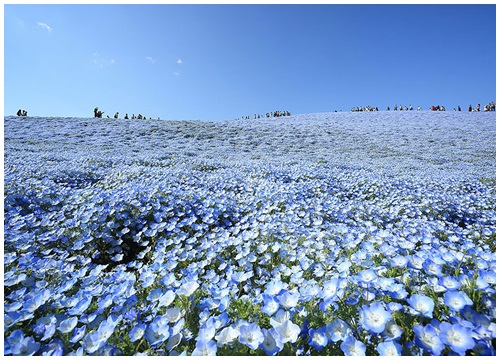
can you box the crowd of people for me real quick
[351,106,379,112]
[238,110,291,120]
[14,102,496,120]
[94,107,160,120]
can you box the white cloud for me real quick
[146,56,156,64]
[91,52,115,69]
[177,58,183,64]
[174,71,181,76]
[37,22,52,33]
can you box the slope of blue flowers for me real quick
[4,111,496,355]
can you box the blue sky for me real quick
[4,4,496,120]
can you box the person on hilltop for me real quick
[468,104,473,112]
[93,107,104,118]
[114,112,119,119]
[476,104,481,112]
[17,109,22,116]
[124,114,129,119]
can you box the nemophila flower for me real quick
[260,328,284,355]
[274,319,301,343]
[11,336,40,356]
[357,269,378,286]
[157,290,175,308]
[270,309,290,328]
[277,290,300,309]
[264,280,286,295]
[359,301,392,334]
[308,327,329,351]
[377,340,402,356]
[238,324,264,350]
[192,339,217,356]
[215,326,240,346]
[67,295,92,316]
[196,323,216,343]
[386,302,403,313]
[381,319,403,341]
[147,288,163,302]
[207,312,229,330]
[320,278,341,301]
[129,323,146,342]
[340,335,366,356]
[58,316,78,334]
[390,255,408,268]
[144,316,170,346]
[5,329,24,355]
[300,283,321,301]
[444,291,473,312]
[407,294,435,318]
[70,325,87,343]
[165,307,183,323]
[439,322,476,355]
[408,255,424,270]
[41,338,65,356]
[478,269,495,285]
[387,283,408,300]
[325,318,351,342]
[473,340,495,356]
[413,324,444,356]
[422,259,442,276]
[438,276,462,291]
[23,289,51,313]
[231,270,253,283]
[33,315,56,341]
[177,280,199,296]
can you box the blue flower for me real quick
[359,301,392,334]
[177,280,199,297]
[320,278,341,300]
[422,259,442,276]
[41,338,65,356]
[144,316,170,346]
[157,290,176,308]
[238,323,264,350]
[376,340,402,356]
[413,324,444,355]
[443,291,473,312]
[264,280,286,295]
[58,316,78,334]
[325,318,351,342]
[33,315,57,341]
[407,294,434,318]
[357,269,378,286]
[11,336,40,356]
[438,276,461,291]
[259,328,284,355]
[70,325,87,343]
[390,255,408,268]
[439,322,476,355]
[277,290,300,309]
[274,319,301,344]
[129,323,146,342]
[382,320,403,340]
[214,326,240,346]
[340,335,366,356]
[192,339,217,356]
[67,295,92,316]
[308,327,328,351]
[196,323,216,343]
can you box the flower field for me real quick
[4,111,496,355]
